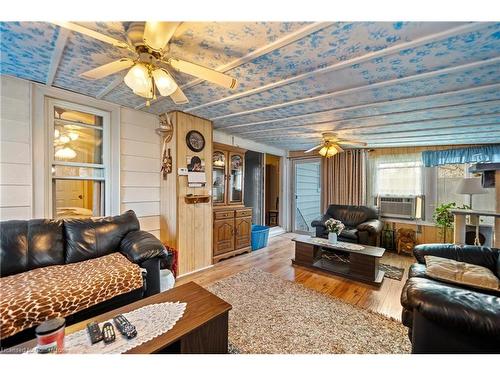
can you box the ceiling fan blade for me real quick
[52,22,129,48]
[170,87,189,105]
[304,144,323,153]
[337,140,368,146]
[80,58,134,80]
[143,22,180,51]
[168,58,237,89]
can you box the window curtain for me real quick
[422,145,500,167]
[321,149,366,210]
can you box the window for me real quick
[49,100,110,219]
[437,163,495,225]
[370,153,423,197]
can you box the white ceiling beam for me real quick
[135,21,332,110]
[221,83,500,130]
[212,55,500,121]
[96,74,125,99]
[251,124,500,143]
[237,100,500,135]
[46,28,71,86]
[188,22,491,112]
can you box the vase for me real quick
[328,232,337,244]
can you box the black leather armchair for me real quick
[401,244,500,353]
[311,204,383,246]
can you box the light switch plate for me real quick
[178,167,188,176]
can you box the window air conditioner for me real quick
[375,196,424,220]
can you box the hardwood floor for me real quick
[176,232,415,321]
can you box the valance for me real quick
[421,145,500,167]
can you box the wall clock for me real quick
[186,130,205,152]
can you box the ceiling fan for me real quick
[304,132,367,158]
[52,22,238,106]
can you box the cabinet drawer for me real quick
[235,209,252,218]
[214,210,234,220]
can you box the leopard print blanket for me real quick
[0,252,143,339]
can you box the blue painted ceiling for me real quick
[1,21,499,149]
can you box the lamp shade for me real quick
[152,69,177,96]
[124,63,151,93]
[455,178,488,195]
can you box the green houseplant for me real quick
[433,202,470,242]
[433,202,456,243]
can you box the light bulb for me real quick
[319,147,327,157]
[55,147,77,160]
[124,63,151,93]
[152,69,177,96]
[59,134,70,144]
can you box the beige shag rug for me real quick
[207,268,411,354]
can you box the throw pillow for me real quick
[425,255,500,292]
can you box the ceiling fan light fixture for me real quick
[152,69,177,97]
[55,147,77,160]
[319,144,338,158]
[124,63,151,93]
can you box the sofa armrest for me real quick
[356,219,383,234]
[311,214,330,228]
[120,230,168,264]
[403,277,500,337]
[413,244,499,270]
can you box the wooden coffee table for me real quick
[292,235,386,286]
[11,282,231,354]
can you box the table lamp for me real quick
[455,177,488,210]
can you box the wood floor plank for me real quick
[176,234,415,321]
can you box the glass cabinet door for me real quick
[212,151,226,204]
[229,153,243,203]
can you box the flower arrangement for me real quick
[324,218,345,235]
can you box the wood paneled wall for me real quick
[120,107,162,239]
[0,76,32,220]
[160,111,213,276]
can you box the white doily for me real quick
[62,301,186,354]
[311,238,365,251]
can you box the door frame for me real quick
[291,157,322,235]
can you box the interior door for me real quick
[56,179,85,208]
[292,158,322,234]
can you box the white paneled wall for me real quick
[0,76,32,220]
[120,107,161,239]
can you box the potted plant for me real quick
[433,202,455,243]
[324,218,345,244]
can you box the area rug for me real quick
[379,263,404,281]
[207,268,411,354]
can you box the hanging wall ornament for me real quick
[156,113,174,180]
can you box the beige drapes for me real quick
[321,149,366,211]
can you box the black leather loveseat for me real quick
[311,204,383,246]
[401,244,500,353]
[0,210,172,348]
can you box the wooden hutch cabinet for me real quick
[212,142,252,263]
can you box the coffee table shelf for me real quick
[292,235,385,286]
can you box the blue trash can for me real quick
[251,225,270,251]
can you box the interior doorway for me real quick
[265,154,281,227]
[244,150,264,225]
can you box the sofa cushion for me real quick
[326,205,379,227]
[339,228,358,241]
[409,263,428,279]
[0,252,143,339]
[64,210,139,264]
[0,219,64,277]
[425,255,500,292]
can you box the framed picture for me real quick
[186,156,205,172]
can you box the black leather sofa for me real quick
[0,210,172,348]
[401,244,500,353]
[311,204,383,246]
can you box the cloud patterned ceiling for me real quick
[1,21,499,149]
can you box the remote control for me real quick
[102,322,116,344]
[86,321,103,344]
[113,314,137,339]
